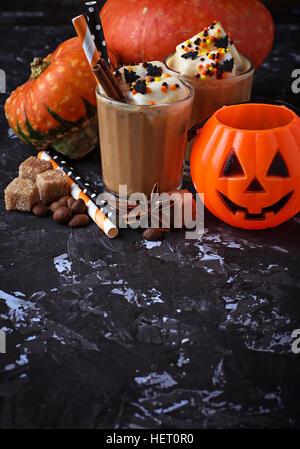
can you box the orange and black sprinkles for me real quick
[127,64,182,98]
[214,35,229,49]
[146,63,163,77]
[182,51,199,60]
[180,20,235,80]
[123,68,140,84]
[131,79,147,95]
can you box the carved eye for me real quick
[267,151,289,177]
[222,150,244,177]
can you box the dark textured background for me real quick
[0,0,300,24]
[0,0,300,429]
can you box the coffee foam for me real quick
[172,21,244,79]
[117,61,189,105]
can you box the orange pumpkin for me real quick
[190,103,300,229]
[5,37,98,159]
[101,0,274,69]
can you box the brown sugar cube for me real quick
[36,170,70,204]
[19,156,53,181]
[5,177,39,212]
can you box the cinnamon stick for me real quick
[93,63,115,98]
[93,58,124,102]
[100,58,124,99]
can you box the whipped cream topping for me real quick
[171,21,244,80]
[116,61,189,105]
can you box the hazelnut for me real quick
[49,201,60,213]
[67,197,76,209]
[32,202,49,217]
[68,214,90,227]
[58,195,72,207]
[71,198,87,215]
[142,228,163,241]
[53,206,72,224]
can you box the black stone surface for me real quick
[1,18,300,429]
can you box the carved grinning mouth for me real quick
[218,191,294,220]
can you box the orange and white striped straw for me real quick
[37,151,118,239]
[72,14,100,83]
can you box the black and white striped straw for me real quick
[49,150,99,200]
[84,1,109,64]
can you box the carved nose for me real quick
[245,177,266,193]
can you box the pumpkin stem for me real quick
[30,57,51,79]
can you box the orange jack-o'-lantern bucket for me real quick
[190,103,300,229]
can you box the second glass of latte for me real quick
[164,21,255,168]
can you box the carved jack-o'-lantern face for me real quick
[191,104,300,229]
[219,149,293,220]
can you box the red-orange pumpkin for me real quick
[101,0,274,69]
[191,104,300,229]
[5,37,98,159]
